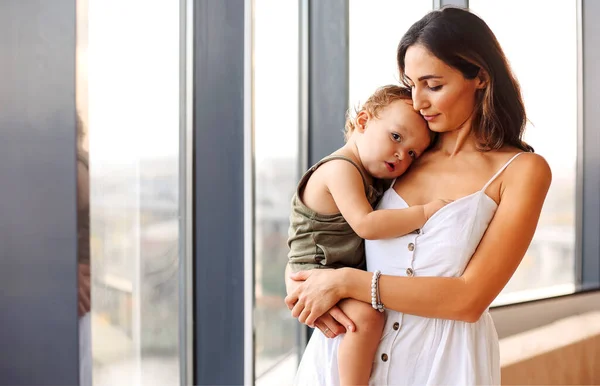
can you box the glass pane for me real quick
[254,0,300,384]
[78,1,183,384]
[468,1,578,304]
[349,0,433,107]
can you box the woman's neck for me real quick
[436,122,479,157]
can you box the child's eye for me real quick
[391,133,402,142]
[408,150,417,159]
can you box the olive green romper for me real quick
[287,155,384,272]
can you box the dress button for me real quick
[393,322,400,330]
[381,353,388,362]
[408,243,415,251]
[406,267,414,277]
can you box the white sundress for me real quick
[294,153,524,386]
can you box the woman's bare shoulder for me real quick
[503,151,552,190]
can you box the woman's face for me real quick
[403,44,484,133]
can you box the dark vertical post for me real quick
[580,0,600,289]
[307,0,350,165]
[194,1,245,384]
[0,1,79,384]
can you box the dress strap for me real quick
[481,152,525,192]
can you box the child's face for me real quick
[356,99,430,179]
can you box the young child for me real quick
[287,85,449,385]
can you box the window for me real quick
[469,0,578,305]
[348,0,433,107]
[78,1,184,384]
[254,1,301,384]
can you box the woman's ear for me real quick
[476,69,489,90]
[356,111,369,132]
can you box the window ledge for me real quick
[491,289,600,339]
[500,311,600,384]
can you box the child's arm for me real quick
[325,160,446,240]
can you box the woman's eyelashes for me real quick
[408,82,442,92]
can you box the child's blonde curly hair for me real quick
[344,85,413,142]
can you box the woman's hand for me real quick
[284,265,356,337]
[284,268,346,327]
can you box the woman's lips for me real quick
[422,114,439,122]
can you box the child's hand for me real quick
[423,199,453,221]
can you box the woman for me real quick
[285,7,551,385]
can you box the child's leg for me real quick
[337,298,384,386]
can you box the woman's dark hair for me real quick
[397,7,533,152]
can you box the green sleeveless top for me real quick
[287,155,385,272]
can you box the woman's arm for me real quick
[287,153,552,325]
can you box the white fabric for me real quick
[294,153,523,386]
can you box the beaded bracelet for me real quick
[371,270,385,312]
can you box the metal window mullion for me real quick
[243,0,255,384]
[178,0,194,384]
[581,0,600,289]
[307,0,349,166]
[0,2,79,384]
[194,1,246,385]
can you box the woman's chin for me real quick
[427,122,449,132]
